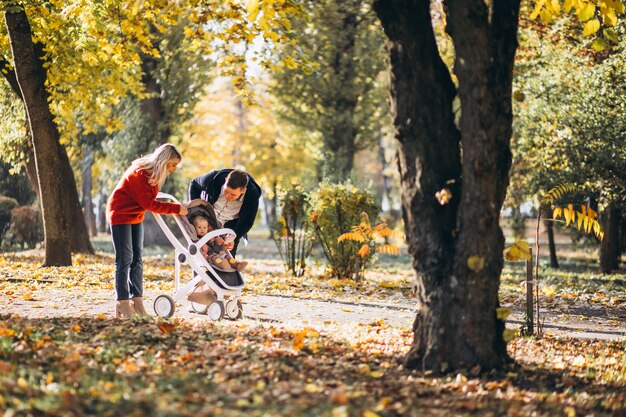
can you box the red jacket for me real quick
[107,169,180,225]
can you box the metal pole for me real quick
[526,248,534,335]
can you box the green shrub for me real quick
[309,182,379,280]
[5,205,43,249]
[271,184,316,277]
[0,196,18,243]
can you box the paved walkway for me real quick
[3,286,624,341]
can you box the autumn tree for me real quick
[511,20,626,273]
[271,0,388,182]
[373,0,624,372]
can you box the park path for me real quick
[3,285,624,341]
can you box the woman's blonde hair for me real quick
[130,143,181,188]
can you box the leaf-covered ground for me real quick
[0,314,624,417]
[0,241,625,416]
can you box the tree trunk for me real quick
[374,0,519,372]
[24,147,40,202]
[545,218,559,269]
[140,53,170,146]
[97,175,108,234]
[322,2,359,183]
[81,140,97,237]
[2,34,93,254]
[600,202,621,273]
[378,129,394,214]
[5,7,72,266]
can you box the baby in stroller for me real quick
[184,199,248,273]
[192,217,249,272]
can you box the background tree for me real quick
[511,19,626,273]
[271,0,389,182]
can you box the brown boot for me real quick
[236,261,248,272]
[115,300,136,319]
[131,297,149,317]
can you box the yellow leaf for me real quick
[592,38,607,51]
[563,0,575,12]
[583,19,600,36]
[467,256,485,272]
[603,10,618,26]
[578,3,596,22]
[540,8,553,22]
[503,329,517,342]
[376,244,400,256]
[553,206,562,219]
[363,411,381,417]
[358,244,370,258]
[435,188,452,205]
[577,210,584,231]
[550,0,561,12]
[246,0,260,21]
[496,307,511,320]
[22,293,33,301]
[304,383,323,393]
[530,0,546,19]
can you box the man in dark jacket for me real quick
[188,169,262,256]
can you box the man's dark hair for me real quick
[226,169,249,189]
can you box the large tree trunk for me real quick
[374,0,519,372]
[546,218,559,269]
[5,7,72,266]
[600,202,621,273]
[2,39,93,254]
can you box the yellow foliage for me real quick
[358,244,371,258]
[338,213,402,262]
[467,256,485,272]
[504,241,531,262]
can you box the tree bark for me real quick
[2,40,93,254]
[322,1,360,182]
[600,202,621,273]
[5,7,72,266]
[545,218,559,269]
[140,53,170,146]
[374,0,519,372]
[81,140,97,237]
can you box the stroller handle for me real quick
[156,192,182,205]
[195,228,237,248]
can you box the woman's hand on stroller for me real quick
[179,205,189,215]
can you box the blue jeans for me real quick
[111,223,144,301]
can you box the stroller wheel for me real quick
[225,299,243,320]
[189,301,208,315]
[207,301,224,321]
[153,295,175,318]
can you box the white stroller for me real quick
[150,192,245,321]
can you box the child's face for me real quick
[194,219,210,236]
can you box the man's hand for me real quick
[225,241,235,251]
[179,205,189,215]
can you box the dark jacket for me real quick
[188,169,262,239]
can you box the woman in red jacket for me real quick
[107,143,189,319]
